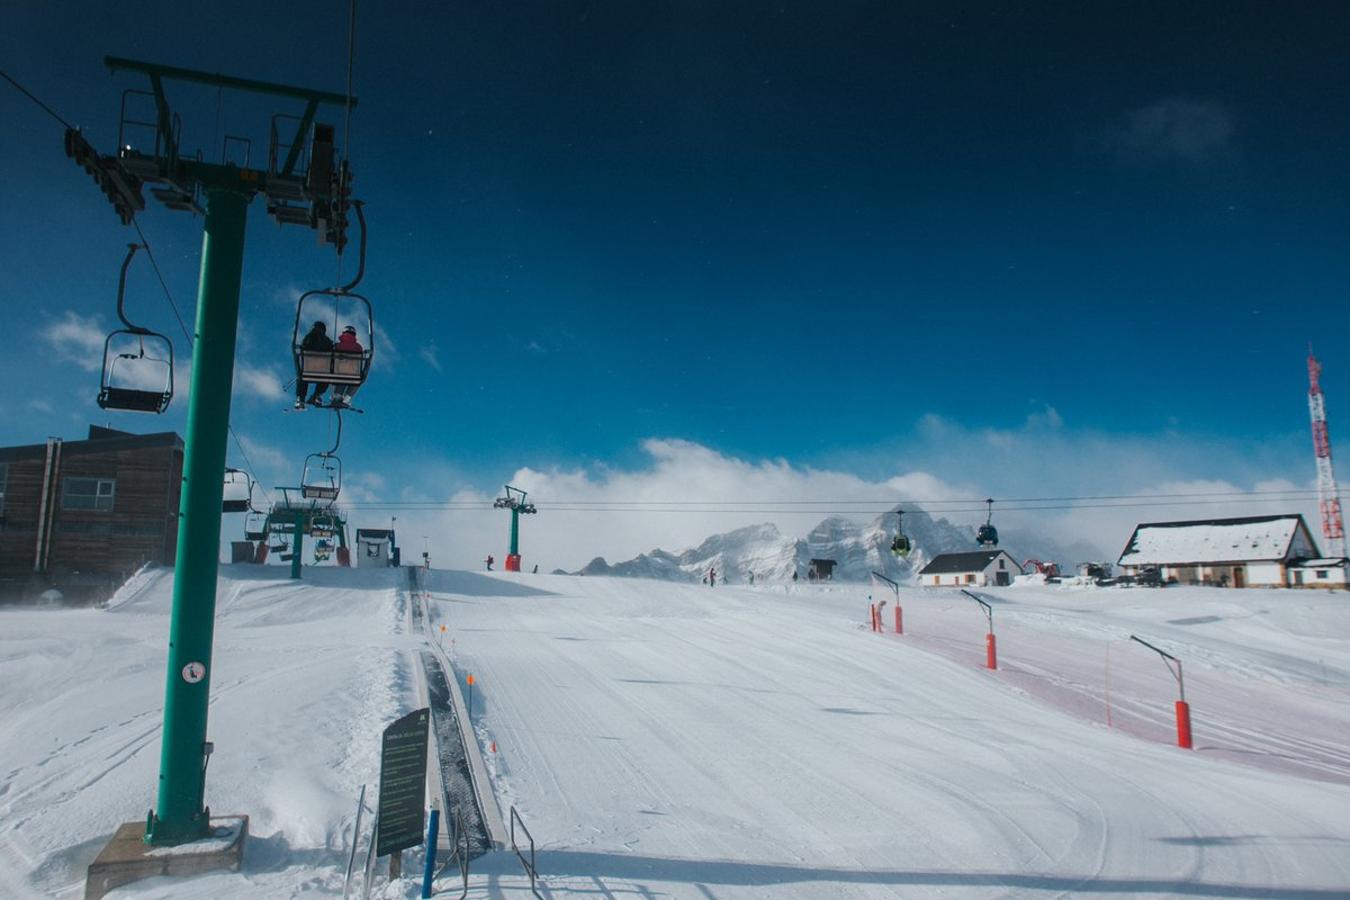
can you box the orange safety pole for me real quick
[985,633,997,670]
[1175,700,1193,749]
[894,605,903,635]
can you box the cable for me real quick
[1,68,75,130]
[130,216,273,505]
[332,494,1341,514]
[9,61,291,509]
[131,219,193,343]
[335,0,358,287]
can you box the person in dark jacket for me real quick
[296,321,333,408]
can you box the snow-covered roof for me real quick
[1118,515,1312,566]
[1289,558,1348,568]
[920,550,1015,575]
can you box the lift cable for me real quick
[333,493,1343,515]
[4,66,272,504]
[0,67,75,130]
[334,0,358,288]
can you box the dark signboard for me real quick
[376,707,430,857]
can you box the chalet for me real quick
[0,426,183,602]
[1116,514,1329,588]
[807,558,836,581]
[920,550,1022,587]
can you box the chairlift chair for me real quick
[976,498,999,547]
[290,202,373,406]
[309,513,336,538]
[300,452,341,503]
[98,244,174,414]
[313,539,334,562]
[244,511,268,541]
[222,468,253,513]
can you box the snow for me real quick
[1119,516,1314,566]
[4,564,1350,898]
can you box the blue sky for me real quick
[3,2,1348,567]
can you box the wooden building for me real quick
[0,426,183,602]
[920,550,1022,587]
[807,558,836,581]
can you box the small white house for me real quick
[1286,558,1349,588]
[1117,514,1326,588]
[920,550,1022,587]
[355,528,394,568]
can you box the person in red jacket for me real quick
[331,325,365,406]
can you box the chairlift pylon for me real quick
[98,243,174,414]
[976,498,999,547]
[291,202,373,409]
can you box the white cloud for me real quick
[234,365,288,402]
[234,434,288,473]
[39,311,106,372]
[419,342,442,372]
[358,412,1324,576]
[1097,97,1236,164]
[390,439,974,574]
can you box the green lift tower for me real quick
[493,484,537,571]
[66,57,357,847]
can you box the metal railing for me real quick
[509,806,543,898]
[432,805,471,900]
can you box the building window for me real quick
[1316,570,1329,579]
[63,477,116,512]
[965,573,975,584]
[998,559,1005,569]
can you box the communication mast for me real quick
[1308,349,1346,559]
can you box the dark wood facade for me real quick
[0,426,183,600]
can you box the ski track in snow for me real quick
[3,568,1350,898]
[411,573,1350,898]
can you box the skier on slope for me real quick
[708,567,716,587]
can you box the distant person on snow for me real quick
[296,321,332,408]
[747,571,755,586]
[331,325,364,406]
[532,564,538,574]
[708,567,716,587]
[792,570,798,583]
[485,554,494,571]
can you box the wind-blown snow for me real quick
[3,564,1350,898]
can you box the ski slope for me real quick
[425,571,1350,898]
[2,565,1349,898]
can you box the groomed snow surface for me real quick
[3,566,1350,898]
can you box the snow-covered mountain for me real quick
[578,506,1102,583]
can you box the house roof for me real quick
[0,428,182,463]
[1117,514,1312,566]
[1289,558,1348,568]
[919,550,1009,575]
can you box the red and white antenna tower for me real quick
[1308,348,1345,559]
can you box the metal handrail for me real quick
[432,805,470,900]
[509,806,543,898]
